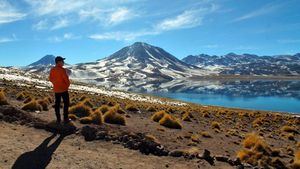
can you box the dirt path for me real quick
[0,122,234,169]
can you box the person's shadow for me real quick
[12,133,66,169]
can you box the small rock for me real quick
[81,126,97,141]
[198,149,214,165]
[215,155,229,162]
[169,150,184,157]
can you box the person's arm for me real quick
[62,69,70,88]
[49,68,54,83]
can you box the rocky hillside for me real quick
[182,53,300,75]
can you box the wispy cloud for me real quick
[0,34,17,43]
[33,18,71,30]
[89,4,218,42]
[107,7,136,25]
[277,39,300,44]
[32,19,48,30]
[25,0,87,16]
[89,30,158,41]
[48,33,80,42]
[155,9,203,31]
[0,0,26,24]
[202,44,219,49]
[233,2,281,22]
[51,18,70,30]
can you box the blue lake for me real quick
[146,80,300,114]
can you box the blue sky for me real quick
[0,0,299,66]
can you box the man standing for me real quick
[49,56,70,124]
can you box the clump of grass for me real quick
[202,110,210,118]
[281,125,298,134]
[113,104,126,114]
[21,100,42,111]
[125,104,139,112]
[146,106,156,112]
[237,132,272,166]
[182,111,193,122]
[68,114,78,121]
[81,98,94,108]
[159,114,182,129]
[98,105,110,114]
[90,110,104,125]
[191,134,200,143]
[79,116,93,124]
[103,106,126,125]
[211,121,221,130]
[23,97,33,104]
[16,91,27,101]
[200,131,212,138]
[151,110,167,122]
[291,150,300,169]
[69,103,92,118]
[37,99,49,111]
[0,90,9,105]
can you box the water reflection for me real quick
[179,80,300,99]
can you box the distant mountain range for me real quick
[23,42,300,92]
[182,53,300,75]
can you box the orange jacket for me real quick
[49,65,70,93]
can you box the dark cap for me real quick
[55,56,65,63]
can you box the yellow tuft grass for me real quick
[23,97,33,104]
[237,132,272,166]
[69,103,92,118]
[200,131,212,138]
[79,116,93,124]
[291,150,300,169]
[16,91,27,101]
[103,107,126,125]
[21,100,42,111]
[158,114,182,129]
[37,99,49,111]
[125,104,139,112]
[68,114,78,121]
[0,90,9,105]
[281,125,298,134]
[211,121,221,130]
[151,110,167,122]
[98,105,109,114]
[146,106,156,112]
[81,98,94,108]
[182,111,193,122]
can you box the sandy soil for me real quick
[0,82,299,169]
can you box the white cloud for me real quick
[33,19,48,30]
[107,7,135,25]
[0,0,26,24]
[51,18,70,30]
[0,34,17,43]
[202,44,219,49]
[89,4,218,41]
[89,30,158,41]
[233,3,281,22]
[33,18,71,30]
[155,5,217,31]
[156,10,203,31]
[25,0,87,16]
[78,8,103,21]
[48,33,79,42]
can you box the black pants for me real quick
[54,91,69,122]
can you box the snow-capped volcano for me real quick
[70,42,212,92]
[28,55,55,67]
